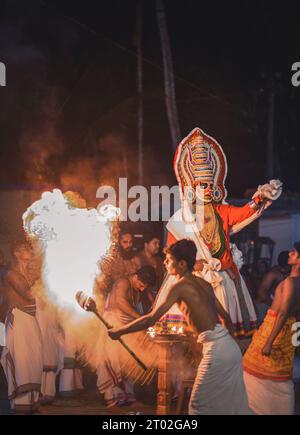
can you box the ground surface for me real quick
[1,368,300,415]
[0,389,159,416]
[37,392,156,415]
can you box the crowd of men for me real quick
[108,239,300,415]
[0,230,165,413]
[1,228,300,415]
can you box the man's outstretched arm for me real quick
[109,284,179,339]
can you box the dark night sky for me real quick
[0,0,300,202]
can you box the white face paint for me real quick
[194,182,214,204]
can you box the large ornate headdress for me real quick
[174,127,228,203]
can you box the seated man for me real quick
[1,240,43,414]
[109,239,251,415]
[243,243,300,415]
[96,265,156,408]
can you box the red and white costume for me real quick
[157,128,282,337]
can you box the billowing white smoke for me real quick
[23,189,118,313]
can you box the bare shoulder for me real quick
[289,275,300,289]
[114,277,130,292]
[267,268,280,279]
[194,275,210,287]
[282,276,297,292]
[133,255,142,267]
[174,276,195,294]
[5,269,20,286]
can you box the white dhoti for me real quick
[243,371,294,415]
[1,306,43,413]
[189,324,251,415]
[96,310,137,407]
[213,271,256,336]
[0,322,5,348]
[58,324,83,397]
[36,300,59,403]
[243,310,295,415]
[164,210,257,337]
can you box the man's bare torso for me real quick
[175,274,220,335]
[3,268,35,310]
[106,278,140,324]
[271,275,300,318]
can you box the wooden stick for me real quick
[93,310,148,371]
[75,291,147,371]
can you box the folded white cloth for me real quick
[2,307,43,413]
[243,371,294,415]
[189,324,251,415]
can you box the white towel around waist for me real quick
[197,324,229,344]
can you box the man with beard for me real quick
[117,231,141,275]
[100,230,141,293]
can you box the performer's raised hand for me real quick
[263,199,273,210]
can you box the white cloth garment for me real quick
[96,309,136,407]
[36,298,60,403]
[161,209,257,333]
[243,371,294,415]
[58,323,84,397]
[0,322,5,347]
[189,324,251,415]
[1,306,43,413]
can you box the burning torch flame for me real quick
[23,189,119,313]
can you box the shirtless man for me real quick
[243,242,300,414]
[137,233,165,314]
[255,251,290,326]
[257,251,290,307]
[1,240,43,414]
[96,265,156,407]
[99,230,142,297]
[109,239,251,415]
